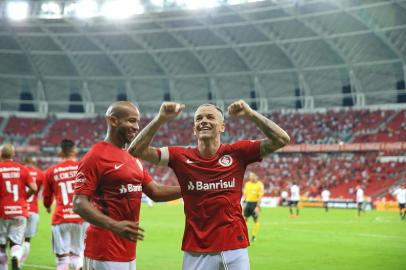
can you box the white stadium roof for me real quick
[0,0,405,114]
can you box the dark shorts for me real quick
[399,203,405,209]
[243,202,258,219]
[357,202,363,208]
[289,200,298,207]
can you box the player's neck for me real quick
[104,135,126,149]
[63,156,76,161]
[197,137,221,158]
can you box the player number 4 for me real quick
[5,181,19,202]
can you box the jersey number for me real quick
[5,181,18,202]
[58,181,75,206]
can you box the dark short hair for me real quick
[60,139,75,155]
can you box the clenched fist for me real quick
[158,102,185,122]
[227,100,253,118]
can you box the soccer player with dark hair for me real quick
[43,139,85,270]
[242,172,264,242]
[20,156,45,266]
[321,187,330,213]
[393,184,406,220]
[73,101,181,270]
[289,182,300,217]
[355,185,365,216]
[0,144,36,270]
[128,100,290,270]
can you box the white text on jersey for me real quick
[119,183,142,194]
[187,178,235,191]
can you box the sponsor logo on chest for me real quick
[187,178,235,191]
[119,183,142,194]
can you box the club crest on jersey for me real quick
[74,172,86,189]
[218,155,233,167]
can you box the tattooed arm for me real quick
[227,99,290,157]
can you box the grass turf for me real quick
[20,204,406,270]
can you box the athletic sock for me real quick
[56,256,70,270]
[252,222,260,240]
[70,255,83,270]
[20,242,30,265]
[10,245,23,263]
[0,251,8,270]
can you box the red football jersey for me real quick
[44,160,82,225]
[161,140,262,252]
[0,160,33,218]
[26,166,45,214]
[74,141,152,262]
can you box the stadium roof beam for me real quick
[2,24,404,54]
[332,1,405,63]
[3,23,44,83]
[110,24,179,100]
[35,24,85,79]
[275,5,355,95]
[194,17,257,96]
[61,19,129,78]
[0,59,400,81]
[24,1,393,29]
[154,21,216,102]
[19,1,395,33]
[230,6,302,98]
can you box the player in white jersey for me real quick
[280,190,288,206]
[289,182,300,217]
[355,185,365,216]
[392,184,406,220]
[321,188,331,212]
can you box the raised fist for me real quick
[158,102,185,121]
[227,100,252,117]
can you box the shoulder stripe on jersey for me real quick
[158,147,169,166]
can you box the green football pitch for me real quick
[19,204,406,270]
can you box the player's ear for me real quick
[193,125,197,136]
[109,116,119,127]
[219,121,225,133]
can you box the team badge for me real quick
[218,155,233,167]
[74,172,86,189]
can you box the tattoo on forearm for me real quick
[249,111,290,155]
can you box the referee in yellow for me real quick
[243,172,264,242]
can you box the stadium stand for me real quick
[0,108,404,200]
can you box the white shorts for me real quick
[24,213,40,238]
[52,223,85,255]
[0,217,27,245]
[83,257,136,270]
[183,248,250,270]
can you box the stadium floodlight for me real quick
[6,1,30,21]
[227,0,246,5]
[185,0,221,10]
[40,2,62,19]
[65,0,99,19]
[150,0,165,7]
[101,0,144,20]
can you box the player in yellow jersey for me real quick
[243,172,264,242]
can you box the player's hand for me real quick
[158,102,185,122]
[227,100,253,118]
[254,206,261,214]
[111,220,144,242]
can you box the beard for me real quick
[118,126,136,144]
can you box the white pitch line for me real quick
[277,227,406,241]
[24,264,55,269]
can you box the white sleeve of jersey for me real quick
[158,147,170,166]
